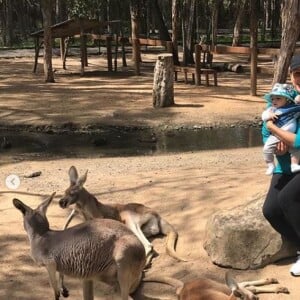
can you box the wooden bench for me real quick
[174,44,218,86]
[174,65,217,86]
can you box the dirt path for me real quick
[0,51,268,128]
[0,53,297,299]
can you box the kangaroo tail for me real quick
[160,219,188,262]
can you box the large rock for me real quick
[203,193,298,270]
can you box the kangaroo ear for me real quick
[77,170,88,187]
[69,166,78,185]
[37,192,56,215]
[13,198,31,215]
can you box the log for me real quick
[212,62,243,73]
[152,54,174,108]
[226,63,243,73]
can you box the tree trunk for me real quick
[271,0,281,40]
[211,0,220,49]
[153,54,174,108]
[232,0,246,47]
[273,0,300,84]
[172,0,180,65]
[265,0,271,29]
[41,0,55,83]
[6,0,13,46]
[130,0,141,72]
[182,0,196,65]
[0,1,7,45]
[56,0,68,22]
[250,0,258,96]
[151,0,171,41]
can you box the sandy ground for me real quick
[0,50,298,299]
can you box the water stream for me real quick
[0,126,262,161]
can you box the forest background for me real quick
[1,0,300,84]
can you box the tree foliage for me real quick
[0,0,288,48]
[66,0,103,18]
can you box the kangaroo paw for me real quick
[276,287,289,294]
[61,287,69,297]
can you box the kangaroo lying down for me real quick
[59,166,186,264]
[144,272,289,300]
[13,193,146,300]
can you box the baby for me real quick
[262,83,300,175]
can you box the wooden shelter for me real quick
[31,18,124,75]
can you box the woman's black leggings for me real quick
[263,172,300,245]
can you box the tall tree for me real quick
[172,0,180,64]
[41,0,55,82]
[250,0,258,96]
[182,0,196,65]
[210,0,220,48]
[56,0,68,22]
[264,0,272,30]
[232,0,247,46]
[129,0,141,74]
[150,0,171,41]
[273,0,300,84]
[6,0,14,46]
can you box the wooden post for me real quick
[33,37,42,73]
[106,36,113,72]
[62,37,70,70]
[166,41,173,54]
[132,38,140,75]
[114,34,118,71]
[121,37,127,67]
[195,44,201,86]
[60,37,65,64]
[80,24,85,76]
[83,34,88,67]
[153,54,174,108]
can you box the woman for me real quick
[262,54,300,276]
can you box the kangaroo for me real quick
[59,166,186,265]
[144,272,289,300]
[13,193,146,300]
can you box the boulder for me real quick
[203,193,298,270]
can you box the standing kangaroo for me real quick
[59,166,185,264]
[13,193,146,300]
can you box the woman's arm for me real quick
[266,121,296,147]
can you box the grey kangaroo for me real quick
[13,193,146,300]
[59,166,186,265]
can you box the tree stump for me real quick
[152,54,174,108]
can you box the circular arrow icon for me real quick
[5,174,20,190]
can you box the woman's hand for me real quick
[266,120,276,132]
[267,121,289,155]
[266,118,296,152]
[275,141,289,156]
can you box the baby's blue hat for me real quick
[264,83,295,103]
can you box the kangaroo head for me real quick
[59,166,88,209]
[225,272,258,300]
[13,192,56,236]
